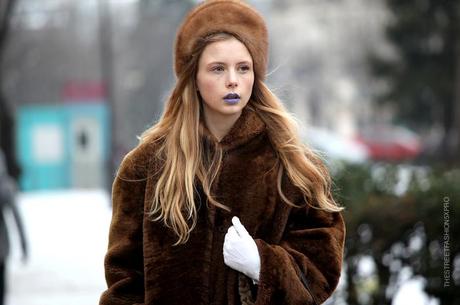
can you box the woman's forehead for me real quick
[200,38,253,64]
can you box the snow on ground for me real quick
[393,277,439,305]
[6,190,112,305]
[392,267,440,305]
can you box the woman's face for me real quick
[196,37,254,121]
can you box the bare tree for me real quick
[0,0,20,180]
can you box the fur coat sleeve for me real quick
[254,198,345,305]
[99,149,148,305]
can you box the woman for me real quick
[0,149,28,305]
[99,1,345,305]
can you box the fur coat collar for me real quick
[202,105,266,151]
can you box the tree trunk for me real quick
[0,0,20,180]
[345,256,359,305]
[453,4,460,164]
[441,0,460,164]
[97,0,116,191]
[0,91,20,180]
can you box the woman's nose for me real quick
[227,81,238,89]
[226,71,238,89]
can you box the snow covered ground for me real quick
[4,190,436,305]
[6,190,111,305]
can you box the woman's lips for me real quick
[223,93,240,105]
[224,98,240,105]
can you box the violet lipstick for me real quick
[223,93,240,105]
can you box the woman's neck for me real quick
[203,109,242,142]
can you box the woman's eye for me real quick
[211,66,224,72]
[238,65,251,73]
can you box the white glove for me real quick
[223,216,261,282]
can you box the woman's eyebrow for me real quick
[207,61,226,66]
[237,61,252,65]
[206,60,252,66]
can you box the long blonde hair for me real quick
[140,33,342,245]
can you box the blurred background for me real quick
[0,0,459,304]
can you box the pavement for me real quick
[5,190,111,305]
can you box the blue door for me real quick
[17,106,70,190]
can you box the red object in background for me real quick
[62,81,106,102]
[355,125,421,161]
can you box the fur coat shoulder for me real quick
[99,107,346,305]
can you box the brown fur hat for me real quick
[174,0,268,80]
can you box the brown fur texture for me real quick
[99,107,346,305]
[174,0,269,80]
[238,274,256,305]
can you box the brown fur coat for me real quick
[99,107,345,305]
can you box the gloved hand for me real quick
[223,216,261,282]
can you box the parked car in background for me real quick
[355,125,421,162]
[300,126,369,164]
